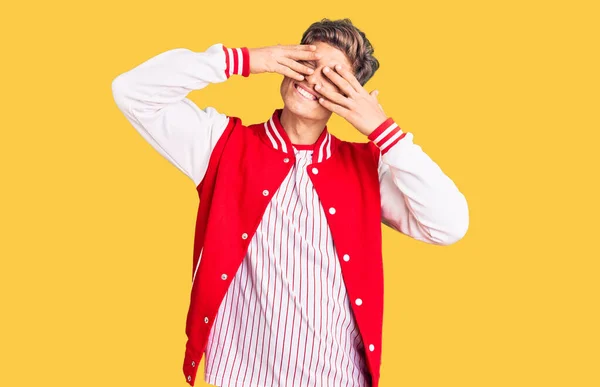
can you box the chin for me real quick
[280,77,329,121]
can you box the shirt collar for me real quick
[263,108,335,162]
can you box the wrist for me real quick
[222,45,250,78]
[368,117,406,154]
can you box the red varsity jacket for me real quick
[111,42,470,387]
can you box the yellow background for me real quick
[1,0,598,386]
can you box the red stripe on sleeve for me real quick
[222,45,230,79]
[367,117,395,142]
[367,117,407,155]
[232,48,239,76]
[241,47,250,77]
[381,132,406,155]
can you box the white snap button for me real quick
[311,167,319,174]
[284,158,290,163]
[263,190,269,196]
[355,298,363,306]
[191,361,195,367]
[221,273,228,280]
[369,344,375,352]
[187,375,191,381]
[204,317,209,323]
[242,233,248,239]
[329,207,336,215]
[343,254,350,262]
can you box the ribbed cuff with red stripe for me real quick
[222,45,250,78]
[368,117,406,155]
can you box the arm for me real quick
[369,118,470,245]
[111,43,249,187]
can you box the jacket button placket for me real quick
[354,298,375,361]
[354,298,374,357]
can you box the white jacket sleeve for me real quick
[370,118,470,246]
[111,43,250,186]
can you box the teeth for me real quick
[296,84,316,100]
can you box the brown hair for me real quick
[300,18,380,86]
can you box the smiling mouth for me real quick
[294,83,318,101]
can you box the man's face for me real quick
[280,41,354,121]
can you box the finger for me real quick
[322,65,356,98]
[275,64,305,81]
[286,49,322,61]
[314,83,352,109]
[288,44,317,50]
[278,57,315,76]
[317,96,351,118]
[279,44,317,50]
[371,90,381,103]
[333,64,364,94]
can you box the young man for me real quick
[112,18,468,387]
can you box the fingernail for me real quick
[323,67,330,73]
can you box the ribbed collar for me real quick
[262,108,335,163]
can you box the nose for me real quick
[304,70,322,89]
